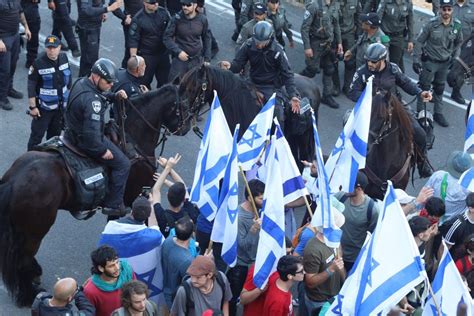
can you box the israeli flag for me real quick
[422,241,472,316]
[325,77,373,193]
[310,112,342,248]
[459,167,474,192]
[465,92,474,152]
[210,125,240,267]
[253,135,286,289]
[190,91,233,221]
[328,181,426,315]
[99,222,164,305]
[238,94,275,171]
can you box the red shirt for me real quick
[242,265,279,316]
[455,255,473,275]
[262,276,293,316]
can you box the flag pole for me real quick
[239,166,260,220]
[206,240,214,255]
[303,195,313,218]
[426,277,441,315]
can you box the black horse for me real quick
[178,64,321,167]
[0,84,190,307]
[364,93,414,200]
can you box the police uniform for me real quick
[414,11,463,122]
[350,27,390,69]
[236,17,272,46]
[267,7,293,47]
[27,51,71,150]
[300,0,341,102]
[64,77,131,209]
[333,0,360,94]
[76,0,108,77]
[21,0,41,68]
[163,8,211,82]
[239,0,259,27]
[376,0,414,72]
[49,0,80,56]
[129,5,170,88]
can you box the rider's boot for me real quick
[418,158,433,178]
[451,88,466,105]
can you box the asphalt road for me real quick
[0,1,471,313]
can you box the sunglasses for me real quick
[441,6,452,11]
[181,2,193,6]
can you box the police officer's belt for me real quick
[386,30,404,37]
[424,56,450,63]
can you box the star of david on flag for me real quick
[464,91,474,152]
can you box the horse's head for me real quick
[178,63,214,120]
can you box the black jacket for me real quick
[113,68,142,98]
[128,7,170,55]
[110,0,142,21]
[31,291,95,316]
[348,62,421,102]
[230,38,298,98]
[77,0,107,29]
[64,78,114,158]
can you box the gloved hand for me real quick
[413,63,422,75]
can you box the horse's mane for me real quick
[129,84,177,107]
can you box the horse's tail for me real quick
[0,181,33,306]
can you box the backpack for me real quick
[292,223,316,249]
[31,291,82,316]
[181,272,227,314]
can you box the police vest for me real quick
[37,54,71,111]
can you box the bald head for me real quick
[127,55,146,77]
[53,278,77,302]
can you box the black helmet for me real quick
[252,21,274,43]
[364,43,388,62]
[91,58,118,83]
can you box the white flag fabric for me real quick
[325,77,373,193]
[99,221,165,305]
[238,94,275,171]
[422,241,472,316]
[459,167,474,192]
[328,181,426,315]
[190,91,233,221]
[465,92,474,152]
[310,112,342,248]
[210,125,240,267]
[253,135,286,289]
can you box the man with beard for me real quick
[348,43,434,178]
[84,245,136,316]
[111,280,159,315]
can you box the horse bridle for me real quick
[368,100,398,149]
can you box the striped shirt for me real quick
[442,210,474,260]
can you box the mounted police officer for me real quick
[64,58,131,217]
[128,0,170,88]
[48,0,81,58]
[220,21,301,126]
[27,35,71,151]
[349,43,433,177]
[300,0,343,109]
[413,0,463,127]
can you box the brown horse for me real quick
[0,84,190,307]
[364,93,414,200]
[178,64,321,168]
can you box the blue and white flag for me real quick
[464,92,474,152]
[210,125,240,267]
[328,181,426,315]
[190,91,233,221]
[99,222,164,305]
[253,135,286,289]
[459,167,474,192]
[325,77,373,193]
[310,112,342,248]
[422,241,472,316]
[238,94,275,171]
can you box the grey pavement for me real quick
[0,0,471,313]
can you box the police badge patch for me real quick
[92,100,101,113]
[28,66,34,75]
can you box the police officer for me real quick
[236,2,270,46]
[300,0,343,109]
[76,0,123,77]
[109,0,143,68]
[163,0,211,82]
[376,0,414,72]
[239,0,260,30]
[128,0,170,88]
[333,0,360,96]
[21,0,40,69]
[344,13,390,70]
[220,21,301,125]
[447,0,474,104]
[231,0,242,41]
[413,0,463,127]
[27,35,71,151]
[349,43,433,177]
[48,0,81,58]
[64,58,131,216]
[267,0,294,48]
[0,0,31,110]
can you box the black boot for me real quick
[418,160,433,178]
[321,95,340,109]
[300,68,317,78]
[451,88,466,105]
[433,113,449,127]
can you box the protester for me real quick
[455,234,474,276]
[419,197,446,225]
[111,280,159,316]
[395,187,434,217]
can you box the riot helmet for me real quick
[91,58,118,83]
[364,43,388,63]
[252,21,274,44]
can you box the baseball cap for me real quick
[360,12,381,26]
[44,35,61,48]
[144,0,158,4]
[180,0,195,4]
[254,3,267,15]
[440,0,453,7]
[187,256,216,276]
[394,189,416,205]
